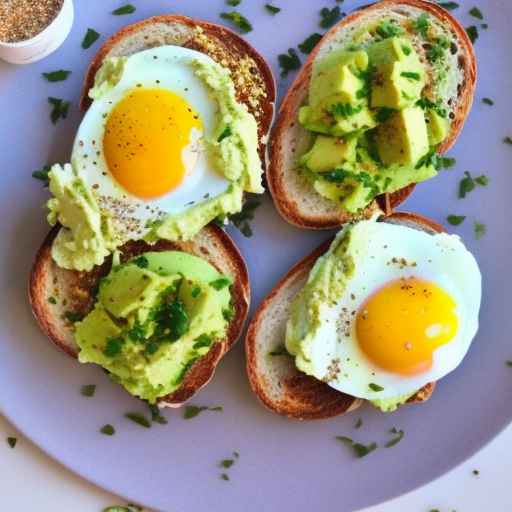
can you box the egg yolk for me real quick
[355,277,458,375]
[103,88,202,199]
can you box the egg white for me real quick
[72,45,231,240]
[305,219,482,401]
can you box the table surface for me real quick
[0,412,510,511]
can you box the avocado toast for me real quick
[29,15,276,407]
[268,0,476,229]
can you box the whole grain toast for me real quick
[79,14,276,162]
[245,212,442,420]
[29,224,250,408]
[267,0,476,229]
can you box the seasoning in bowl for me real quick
[0,0,64,43]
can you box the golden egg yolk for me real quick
[355,277,458,375]
[103,88,202,199]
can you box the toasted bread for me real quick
[267,0,476,229]
[79,14,276,161]
[246,212,442,420]
[29,225,250,408]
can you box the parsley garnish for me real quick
[100,424,115,436]
[503,136,512,145]
[112,4,136,15]
[227,0,241,5]
[125,412,151,428]
[438,1,459,10]
[427,36,449,62]
[220,12,253,33]
[278,48,301,77]
[474,221,486,239]
[210,276,231,290]
[385,427,405,448]
[482,97,494,106]
[6,437,17,449]
[265,4,280,14]
[183,405,223,419]
[32,164,51,186]
[222,306,235,322]
[82,28,100,49]
[191,286,202,298]
[336,436,377,458]
[192,334,212,350]
[466,25,479,44]
[369,383,384,392]
[438,156,456,169]
[354,418,363,429]
[401,44,412,56]
[217,126,232,142]
[81,384,96,397]
[220,458,234,468]
[447,215,466,226]
[298,33,323,54]
[469,7,483,20]
[414,13,430,38]
[268,345,289,356]
[42,70,71,82]
[65,311,84,323]
[222,196,261,237]
[319,6,342,28]
[133,255,149,268]
[104,336,125,357]
[329,102,363,118]
[473,469,480,475]
[506,361,512,367]
[459,171,488,198]
[148,403,168,425]
[48,97,70,124]
[376,107,396,123]
[220,473,230,481]
[475,175,489,186]
[376,20,403,39]
[48,296,57,304]
[416,97,447,118]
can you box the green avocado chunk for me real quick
[426,108,449,145]
[75,251,232,403]
[300,135,357,172]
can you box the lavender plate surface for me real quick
[0,1,510,511]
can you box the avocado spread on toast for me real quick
[74,251,232,403]
[299,15,454,213]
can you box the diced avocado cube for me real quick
[75,306,122,355]
[375,106,429,166]
[331,107,377,136]
[299,106,331,134]
[426,109,449,145]
[300,135,357,172]
[367,37,409,66]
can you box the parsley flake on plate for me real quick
[112,4,136,15]
[183,405,223,419]
[482,97,494,106]
[319,6,342,29]
[385,427,405,448]
[42,70,71,82]
[100,424,115,436]
[474,221,486,239]
[48,97,70,124]
[336,436,378,458]
[466,25,479,44]
[469,7,484,20]
[438,1,459,10]
[6,437,17,449]
[369,382,384,392]
[32,164,51,186]
[278,48,301,77]
[125,412,151,428]
[299,33,323,54]
[220,11,253,33]
[265,4,280,14]
[446,215,466,226]
[82,28,100,49]
[81,384,96,397]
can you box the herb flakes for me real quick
[447,215,466,226]
[385,427,405,448]
[82,28,100,49]
[100,424,115,436]
[298,33,323,54]
[438,1,459,10]
[48,97,70,124]
[354,418,363,429]
[265,4,280,14]
[148,403,168,425]
[32,164,51,186]
[81,384,96,397]
[220,473,230,481]
[469,7,483,20]
[458,171,487,198]
[278,48,301,77]
[413,13,430,38]
[227,0,241,5]
[6,437,17,449]
[336,436,377,458]
[319,6,342,29]
[210,276,231,290]
[369,383,384,392]
[223,196,261,237]
[42,70,71,82]
[482,97,494,106]
[112,4,136,15]
[125,412,151,428]
[220,11,253,33]
[474,221,486,239]
[183,405,223,419]
[466,25,479,44]
[503,136,512,145]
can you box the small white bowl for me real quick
[0,0,74,65]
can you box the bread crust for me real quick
[267,0,476,229]
[246,212,444,419]
[29,224,250,407]
[79,14,276,161]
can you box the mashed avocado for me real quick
[298,24,452,213]
[74,251,232,403]
[47,49,263,271]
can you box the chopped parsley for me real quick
[218,125,232,142]
[222,195,261,237]
[191,286,202,298]
[227,0,241,5]
[329,102,363,118]
[438,1,459,10]
[100,424,115,436]
[112,4,136,15]
[507,361,512,367]
[48,97,70,124]
[265,4,280,14]
[438,156,456,169]
[503,136,512,145]
[104,336,125,357]
[376,20,403,39]
[474,221,486,239]
[6,437,17,449]
[210,276,231,290]
[459,171,488,198]
[81,384,96,397]
[220,12,253,33]
[42,70,71,82]
[222,306,235,322]
[125,412,151,428]
[148,403,168,425]
[475,175,489,186]
[466,25,479,44]
[427,36,450,62]
[220,473,230,481]
[336,436,377,458]
[64,310,84,323]
[133,255,149,268]
[319,6,342,29]
[220,458,234,468]
[48,296,57,304]
[183,405,224,419]
[482,97,494,106]
[416,97,447,118]
[369,383,384,392]
[298,33,323,54]
[268,345,289,356]
[413,13,430,38]
[473,469,480,476]
[401,71,421,81]
[469,7,483,20]
[354,418,363,429]
[385,427,405,448]
[376,107,396,123]
[81,28,100,49]
[32,165,51,186]
[192,334,212,350]
[278,48,301,77]
[446,215,466,226]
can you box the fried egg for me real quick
[72,45,231,240]
[299,218,481,401]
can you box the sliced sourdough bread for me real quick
[246,212,441,420]
[29,225,250,408]
[268,0,476,229]
[79,14,276,161]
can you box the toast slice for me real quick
[246,212,442,420]
[79,14,276,161]
[268,0,476,229]
[29,225,250,408]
